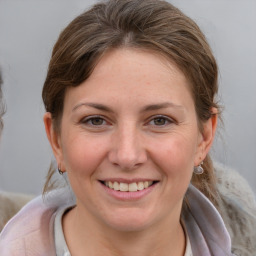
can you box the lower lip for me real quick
[100,182,157,201]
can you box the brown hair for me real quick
[42,0,220,206]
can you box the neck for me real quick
[63,207,186,256]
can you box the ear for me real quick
[194,108,218,166]
[43,112,65,171]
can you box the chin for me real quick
[103,209,155,232]
[108,220,150,232]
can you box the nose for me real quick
[108,124,147,170]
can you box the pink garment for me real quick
[0,185,235,255]
[184,185,235,255]
[0,196,56,255]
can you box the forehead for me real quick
[64,48,194,111]
[90,48,186,85]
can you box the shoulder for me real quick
[0,191,34,231]
[0,187,75,256]
[214,162,256,255]
[214,162,256,207]
[0,195,56,255]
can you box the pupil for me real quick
[154,118,165,125]
[92,118,103,125]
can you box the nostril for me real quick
[109,150,148,170]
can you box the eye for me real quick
[81,116,107,126]
[147,115,174,127]
[152,117,168,126]
[89,117,105,126]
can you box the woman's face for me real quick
[45,48,215,232]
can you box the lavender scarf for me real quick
[0,185,234,255]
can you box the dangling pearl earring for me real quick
[193,162,204,175]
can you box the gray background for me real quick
[0,0,255,196]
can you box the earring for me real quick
[57,166,63,175]
[194,162,204,175]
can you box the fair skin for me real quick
[44,48,217,256]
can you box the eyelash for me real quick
[79,115,175,129]
[80,115,108,127]
[146,115,175,127]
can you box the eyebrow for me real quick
[141,102,185,112]
[72,103,114,113]
[73,102,184,113]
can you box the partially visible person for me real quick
[0,191,34,232]
[0,70,34,232]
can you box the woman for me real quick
[0,0,254,255]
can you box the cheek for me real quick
[153,136,197,206]
[151,133,198,179]
[61,134,108,176]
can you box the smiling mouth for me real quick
[101,181,158,192]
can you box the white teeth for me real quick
[144,181,149,188]
[128,182,138,192]
[120,182,129,192]
[104,181,155,192]
[113,182,119,191]
[109,181,113,189]
[137,182,144,191]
